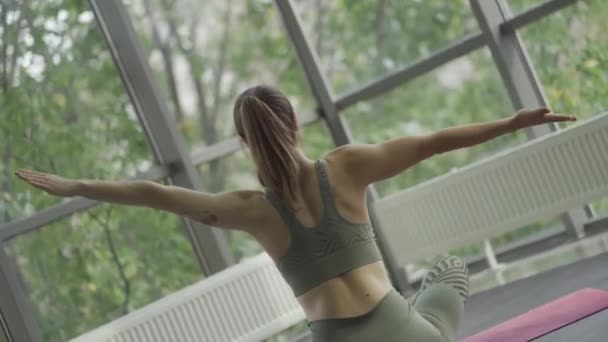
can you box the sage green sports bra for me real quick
[264,159,383,296]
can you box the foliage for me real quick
[295,0,478,93]
[0,1,201,340]
[0,0,606,340]
[519,0,608,214]
[5,204,201,341]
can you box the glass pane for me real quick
[520,0,608,123]
[294,0,478,93]
[343,48,523,198]
[5,201,201,342]
[300,120,335,161]
[520,0,608,216]
[491,217,564,249]
[200,120,335,261]
[592,199,608,217]
[1,1,154,224]
[125,0,316,148]
[507,0,544,13]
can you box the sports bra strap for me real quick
[314,159,338,217]
[264,160,338,230]
[264,189,300,229]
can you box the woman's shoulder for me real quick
[323,143,364,171]
[320,145,366,187]
[323,143,385,192]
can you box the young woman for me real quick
[16,85,576,341]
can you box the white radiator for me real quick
[374,113,608,264]
[70,253,304,342]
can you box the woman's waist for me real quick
[297,260,392,321]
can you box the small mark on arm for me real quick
[179,210,218,226]
[178,191,260,228]
[196,210,218,225]
[236,191,256,201]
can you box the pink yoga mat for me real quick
[464,288,608,342]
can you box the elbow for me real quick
[131,181,166,207]
[131,180,160,194]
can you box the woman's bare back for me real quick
[249,153,393,320]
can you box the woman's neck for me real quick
[293,147,314,166]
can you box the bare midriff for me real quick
[296,260,394,321]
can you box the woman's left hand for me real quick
[511,107,576,129]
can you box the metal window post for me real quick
[0,245,42,342]
[0,313,10,342]
[273,0,411,294]
[470,0,591,238]
[90,0,235,273]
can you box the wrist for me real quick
[506,115,521,132]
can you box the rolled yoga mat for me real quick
[464,288,608,342]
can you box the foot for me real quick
[414,255,470,304]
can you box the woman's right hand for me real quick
[15,169,79,197]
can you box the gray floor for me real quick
[459,252,608,340]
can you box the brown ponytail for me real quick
[233,85,300,200]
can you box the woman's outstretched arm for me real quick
[14,171,261,231]
[339,107,576,187]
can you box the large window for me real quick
[124,0,316,149]
[294,0,478,94]
[343,48,522,197]
[1,0,605,340]
[518,0,608,214]
[0,1,154,224]
[5,201,201,342]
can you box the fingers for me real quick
[545,114,577,122]
[14,170,51,187]
[535,107,577,122]
[28,178,49,189]
[14,170,34,183]
[15,169,53,181]
[16,174,49,190]
[15,169,33,179]
[16,169,49,177]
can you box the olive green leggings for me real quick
[308,284,464,342]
